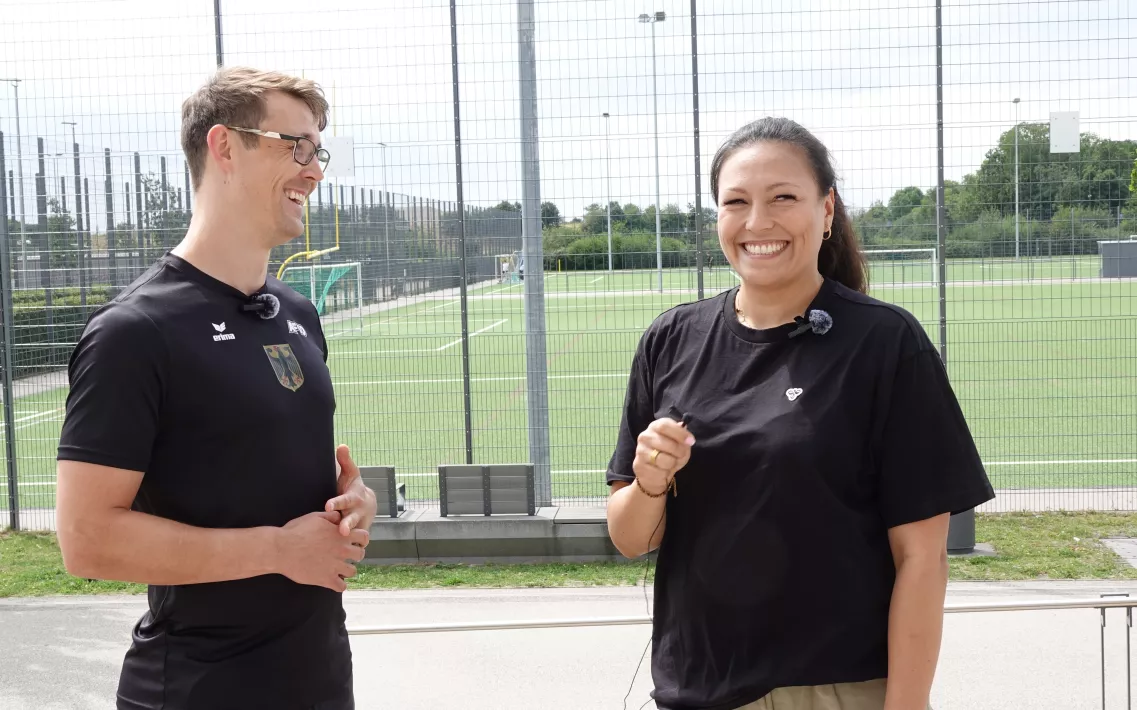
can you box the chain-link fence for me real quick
[1,0,1135,530]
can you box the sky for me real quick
[0,0,1134,235]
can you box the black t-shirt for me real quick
[606,277,995,710]
[57,254,351,710]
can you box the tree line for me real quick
[11,122,1135,280]
[523,122,1137,268]
[852,124,1137,258]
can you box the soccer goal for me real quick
[862,248,938,286]
[279,261,365,335]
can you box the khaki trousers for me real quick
[735,679,932,710]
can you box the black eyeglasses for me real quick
[227,126,331,171]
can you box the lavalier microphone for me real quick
[788,308,832,339]
[241,292,281,319]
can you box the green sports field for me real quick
[3,254,1135,512]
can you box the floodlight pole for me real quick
[639,11,666,293]
[603,112,612,272]
[1,79,26,288]
[1013,98,1021,260]
[379,142,390,299]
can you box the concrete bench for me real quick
[438,463,535,517]
[359,466,404,518]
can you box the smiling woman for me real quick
[711,117,867,329]
[604,116,995,710]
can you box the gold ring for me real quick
[649,449,661,464]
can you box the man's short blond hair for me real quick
[181,66,329,189]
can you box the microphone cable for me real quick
[621,407,692,710]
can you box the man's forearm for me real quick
[61,508,280,585]
[884,553,948,710]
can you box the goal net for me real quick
[279,261,364,335]
[862,248,938,286]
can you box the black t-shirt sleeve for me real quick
[312,305,329,364]
[876,348,995,528]
[606,340,654,486]
[56,303,167,473]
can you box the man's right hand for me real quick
[633,418,695,495]
[276,511,369,592]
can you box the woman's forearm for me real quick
[606,480,668,558]
[884,552,948,710]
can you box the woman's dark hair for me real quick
[710,117,868,294]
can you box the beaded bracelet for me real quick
[635,476,676,498]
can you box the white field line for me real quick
[370,297,459,327]
[394,470,606,479]
[7,461,1136,487]
[0,408,65,436]
[374,285,513,325]
[482,285,517,296]
[436,319,509,352]
[458,276,1134,300]
[985,458,1137,467]
[0,412,67,449]
[333,372,626,387]
[13,409,61,424]
[385,459,1137,479]
[368,348,447,355]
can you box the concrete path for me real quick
[2,581,1135,710]
[0,369,67,403]
[978,488,1137,513]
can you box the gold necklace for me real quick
[734,293,755,329]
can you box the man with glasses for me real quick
[54,66,375,710]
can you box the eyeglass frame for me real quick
[226,126,331,170]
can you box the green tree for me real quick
[140,174,190,252]
[851,200,890,246]
[46,197,77,269]
[888,186,924,220]
[581,203,606,234]
[1129,148,1137,197]
[961,123,1135,221]
[540,201,561,229]
[685,204,717,241]
[622,203,647,232]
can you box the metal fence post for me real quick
[81,176,90,309]
[690,0,704,300]
[123,181,132,275]
[518,0,552,507]
[935,0,947,368]
[935,0,975,554]
[184,162,192,215]
[35,138,54,349]
[104,149,117,288]
[214,0,224,68]
[133,152,142,262]
[71,141,83,238]
[450,0,474,465]
[0,133,20,530]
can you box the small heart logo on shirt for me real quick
[786,388,803,401]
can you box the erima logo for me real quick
[212,322,235,342]
[287,320,308,338]
[786,387,803,402]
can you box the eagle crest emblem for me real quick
[263,344,305,391]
